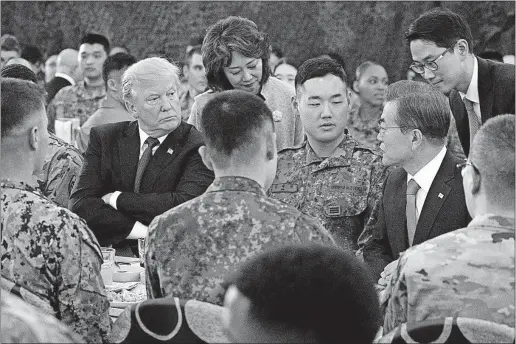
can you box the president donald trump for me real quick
[70,57,214,255]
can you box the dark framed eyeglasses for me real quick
[456,160,480,175]
[410,45,454,74]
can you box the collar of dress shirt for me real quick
[54,72,75,86]
[138,127,168,153]
[407,146,447,193]
[458,56,479,104]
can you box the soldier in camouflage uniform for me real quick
[1,78,111,343]
[382,115,515,333]
[1,289,85,343]
[145,90,334,305]
[46,33,109,133]
[269,57,387,253]
[34,133,84,208]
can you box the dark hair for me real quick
[406,8,474,53]
[478,50,504,63]
[202,16,271,92]
[295,57,348,89]
[392,90,450,144]
[102,52,136,87]
[225,244,381,344]
[200,90,273,168]
[270,45,284,59]
[355,61,384,82]
[80,33,110,54]
[470,114,515,202]
[0,34,21,54]
[385,80,435,102]
[1,64,38,83]
[21,45,43,65]
[185,45,202,66]
[1,78,46,137]
[319,51,347,71]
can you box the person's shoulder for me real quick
[264,77,296,99]
[180,121,205,147]
[277,141,307,159]
[53,84,79,100]
[193,90,216,106]
[91,120,133,137]
[48,133,82,159]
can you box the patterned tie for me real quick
[134,137,160,193]
[463,98,481,149]
[406,178,421,247]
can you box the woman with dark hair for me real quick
[347,61,388,149]
[187,16,304,151]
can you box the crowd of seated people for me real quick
[1,7,514,344]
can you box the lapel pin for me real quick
[167,148,174,155]
[438,193,444,199]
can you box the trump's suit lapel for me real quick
[413,151,454,244]
[118,121,140,191]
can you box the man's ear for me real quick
[411,129,424,150]
[125,100,138,118]
[28,126,39,151]
[183,64,189,79]
[353,80,360,94]
[107,79,118,92]
[198,145,214,171]
[456,39,470,59]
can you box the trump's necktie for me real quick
[463,98,481,149]
[134,137,160,193]
[406,178,421,247]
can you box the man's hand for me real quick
[377,258,399,287]
[102,193,113,204]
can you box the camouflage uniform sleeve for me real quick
[45,148,84,209]
[446,114,466,160]
[382,253,409,334]
[145,216,164,300]
[57,214,111,343]
[296,213,338,247]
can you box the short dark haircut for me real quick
[200,89,274,168]
[385,80,435,102]
[102,52,137,87]
[21,45,43,65]
[355,61,384,82]
[270,45,284,59]
[478,50,504,63]
[406,7,474,53]
[0,34,21,54]
[470,114,515,203]
[202,16,271,92]
[391,90,450,144]
[185,45,202,66]
[1,78,46,137]
[295,57,348,90]
[80,33,110,54]
[319,51,347,70]
[1,64,38,83]
[225,244,381,344]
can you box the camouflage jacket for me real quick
[1,180,111,343]
[382,214,515,333]
[145,176,335,305]
[347,102,382,150]
[1,289,85,343]
[179,88,196,122]
[35,133,84,208]
[47,80,106,133]
[269,135,388,253]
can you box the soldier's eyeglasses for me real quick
[410,45,455,74]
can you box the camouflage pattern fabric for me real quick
[179,88,196,121]
[382,214,515,333]
[346,102,382,150]
[35,133,84,208]
[1,179,111,343]
[145,176,335,305]
[1,289,85,343]
[269,134,388,253]
[47,80,106,133]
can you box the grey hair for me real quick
[122,57,180,101]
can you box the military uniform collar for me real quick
[76,80,106,100]
[206,176,265,196]
[304,132,356,169]
[468,214,515,228]
[1,179,39,193]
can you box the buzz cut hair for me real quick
[295,57,348,92]
[80,33,110,54]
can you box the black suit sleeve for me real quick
[362,184,394,280]
[115,148,214,225]
[69,127,137,246]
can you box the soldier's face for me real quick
[129,78,182,138]
[185,52,207,94]
[296,74,350,145]
[354,64,388,107]
[377,101,413,167]
[79,43,107,80]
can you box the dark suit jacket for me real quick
[69,121,214,246]
[362,151,471,279]
[45,76,72,104]
[449,57,515,156]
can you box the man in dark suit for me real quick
[359,82,470,280]
[45,48,79,103]
[69,57,214,251]
[406,7,515,156]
